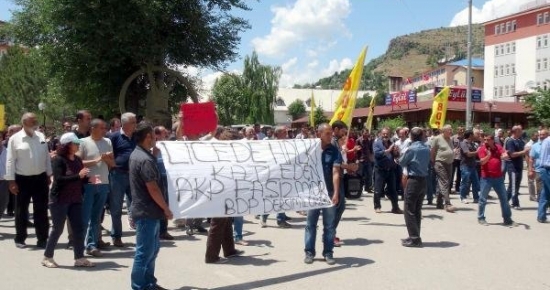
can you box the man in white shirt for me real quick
[78,119,115,257]
[6,112,53,249]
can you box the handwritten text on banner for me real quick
[158,139,332,219]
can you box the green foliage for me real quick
[8,0,251,116]
[211,73,244,126]
[287,99,306,120]
[313,106,328,127]
[525,88,550,127]
[355,93,372,108]
[378,116,406,132]
[241,51,281,124]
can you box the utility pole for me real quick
[466,0,473,129]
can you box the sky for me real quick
[0,0,538,90]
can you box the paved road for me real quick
[0,176,548,290]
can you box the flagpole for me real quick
[466,0,473,129]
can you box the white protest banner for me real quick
[158,139,332,219]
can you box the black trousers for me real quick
[205,218,236,262]
[373,167,399,210]
[14,173,50,244]
[404,176,427,242]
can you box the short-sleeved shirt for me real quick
[451,135,463,160]
[321,144,342,197]
[431,135,454,164]
[79,137,113,184]
[505,137,525,170]
[129,146,164,220]
[460,139,478,167]
[530,141,543,172]
[108,130,137,171]
[478,144,505,178]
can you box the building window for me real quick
[538,36,542,48]
[495,24,500,34]
[500,65,504,75]
[537,59,542,71]
[511,63,516,74]
[506,21,511,33]
[506,64,510,75]
[512,20,517,31]
[505,85,509,96]
[275,97,285,106]
[494,87,498,97]
[545,35,549,47]
[512,42,516,53]
[506,43,510,54]
[499,86,503,97]
[500,23,505,33]
[545,58,548,70]
[538,13,543,25]
[545,12,550,23]
[495,66,499,77]
[495,46,499,56]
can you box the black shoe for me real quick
[66,241,74,250]
[7,212,14,217]
[225,250,245,258]
[277,221,292,228]
[284,216,292,221]
[154,284,169,290]
[195,226,208,234]
[159,232,175,240]
[427,200,434,205]
[36,240,47,249]
[402,239,422,248]
[400,238,412,243]
[27,220,34,228]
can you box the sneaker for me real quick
[391,208,404,214]
[86,248,103,257]
[374,208,382,214]
[205,257,229,264]
[460,199,469,204]
[512,205,521,210]
[41,257,59,268]
[304,254,314,264]
[195,225,208,234]
[284,216,292,221]
[15,242,26,249]
[504,220,518,227]
[259,219,267,228]
[537,218,546,223]
[324,254,336,265]
[185,226,194,236]
[225,250,245,258]
[478,219,488,226]
[445,205,456,213]
[334,237,343,247]
[234,239,249,246]
[277,220,292,228]
[74,257,95,267]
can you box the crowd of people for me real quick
[0,109,549,290]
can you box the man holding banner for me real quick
[304,123,342,265]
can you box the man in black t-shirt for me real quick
[505,125,528,209]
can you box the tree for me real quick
[8,0,251,119]
[241,51,281,124]
[355,93,372,108]
[525,88,550,126]
[313,106,328,127]
[379,116,406,132]
[287,99,306,120]
[211,73,244,126]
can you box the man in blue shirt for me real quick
[108,112,137,247]
[505,125,527,209]
[399,127,430,247]
[373,128,403,214]
[535,129,550,223]
[304,123,341,265]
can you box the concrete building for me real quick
[484,0,550,101]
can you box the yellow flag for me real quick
[0,104,5,131]
[429,87,450,129]
[309,92,316,128]
[330,46,368,128]
[365,95,376,131]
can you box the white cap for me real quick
[59,132,82,145]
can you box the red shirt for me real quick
[346,138,357,162]
[478,144,504,178]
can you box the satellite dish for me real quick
[524,80,536,92]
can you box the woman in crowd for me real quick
[42,132,94,268]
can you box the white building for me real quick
[484,0,550,101]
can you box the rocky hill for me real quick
[296,24,485,91]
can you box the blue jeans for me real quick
[233,216,244,240]
[538,169,550,221]
[131,218,160,290]
[109,171,130,239]
[304,205,336,257]
[261,213,286,223]
[460,165,480,200]
[82,184,109,250]
[506,164,522,207]
[478,176,512,223]
[334,182,346,232]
